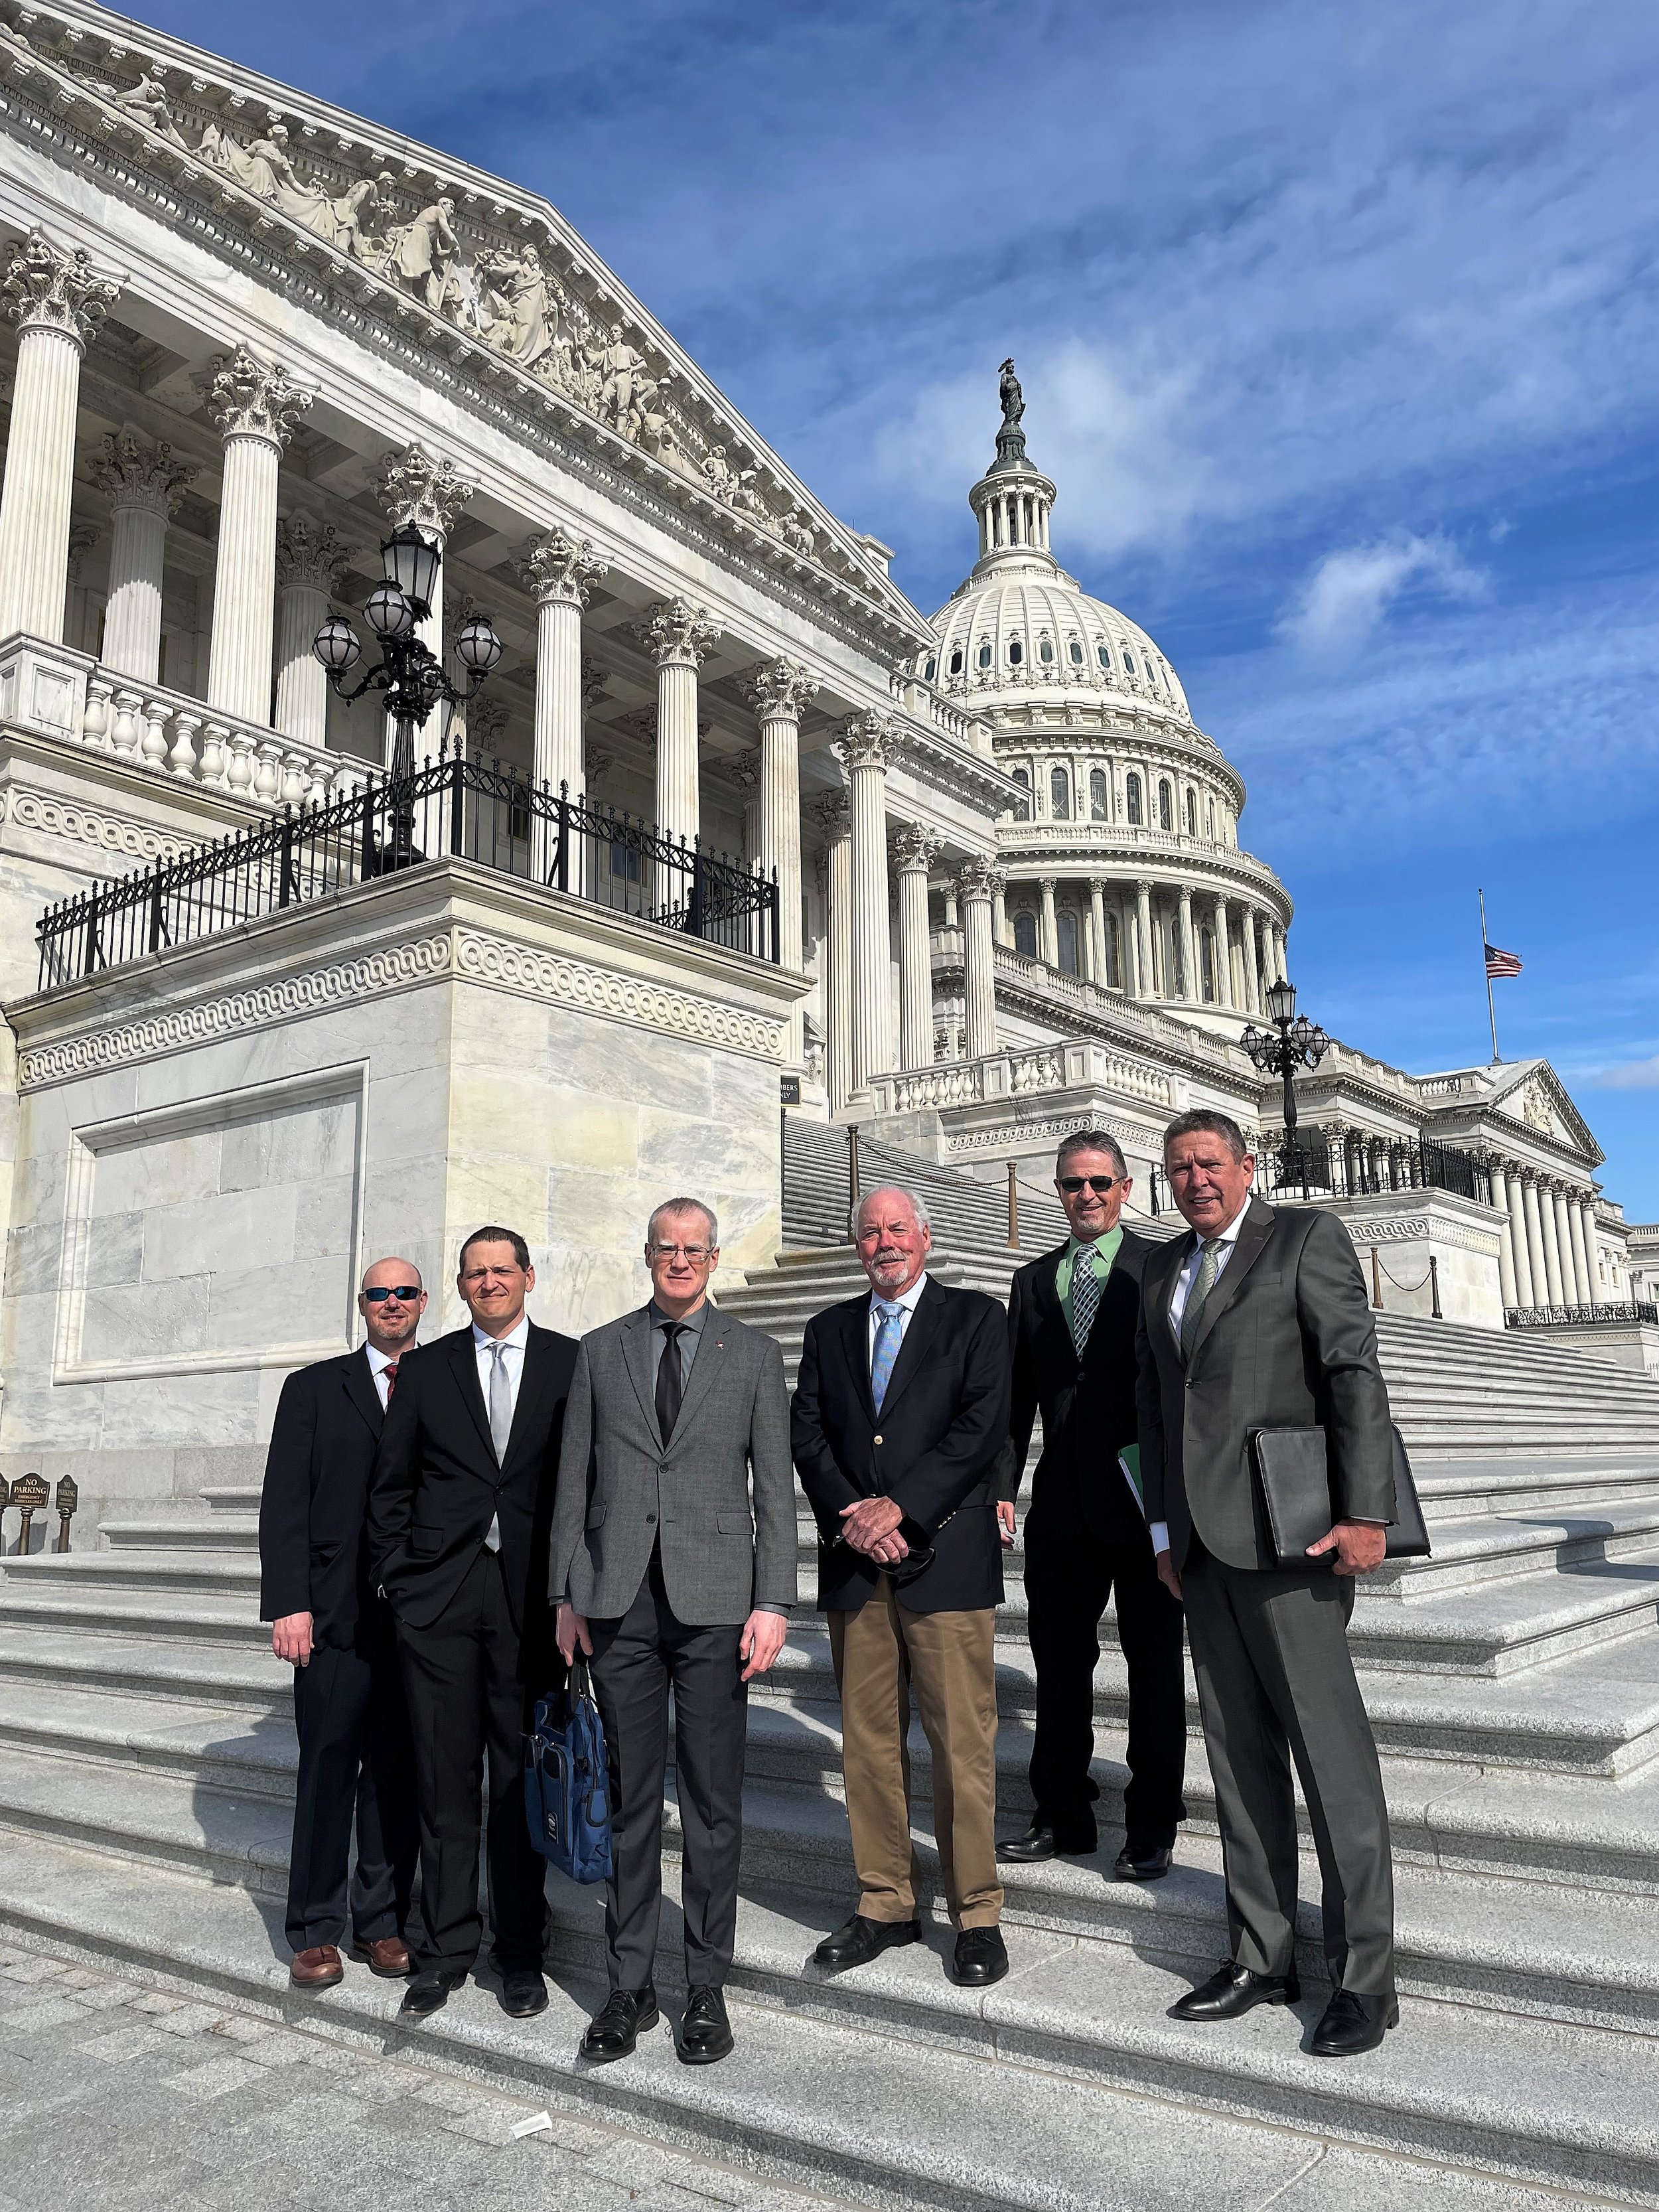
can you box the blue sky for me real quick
[146,0,1659,1216]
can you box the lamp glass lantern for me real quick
[382,522,440,617]
[363,579,415,641]
[1264,976,1297,1027]
[311,613,362,674]
[455,612,504,676]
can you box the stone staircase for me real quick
[4,1124,1659,2206]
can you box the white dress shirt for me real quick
[365,1341,402,1410]
[474,1313,529,1552]
[1150,1203,1250,1558]
[866,1270,929,1373]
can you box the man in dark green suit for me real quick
[1136,1108,1398,2059]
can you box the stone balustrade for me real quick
[870,1037,1174,1119]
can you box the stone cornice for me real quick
[997,834,1290,919]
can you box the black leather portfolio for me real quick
[1250,1423,1431,1567]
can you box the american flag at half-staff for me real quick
[1484,943,1524,980]
[1478,889,1520,1063]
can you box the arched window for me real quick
[1039,637,1054,664]
[1056,911,1080,976]
[1157,778,1173,831]
[1050,767,1070,820]
[924,656,937,682]
[1013,910,1039,958]
[1008,636,1024,666]
[1206,798,1216,840]
[1106,911,1121,988]
[949,646,964,676]
[1070,638,1084,665]
[1097,643,1110,668]
[1200,930,1216,1002]
[1125,771,1143,826]
[977,640,992,669]
[1185,788,1197,835]
[1011,765,1031,822]
[1089,768,1108,820]
[1123,650,1137,675]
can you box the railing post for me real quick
[147,873,165,954]
[277,809,296,909]
[688,846,706,940]
[1370,1246,1384,1310]
[449,748,466,858]
[1429,1254,1442,1319]
[847,1124,861,1242]
[555,782,570,895]
[82,887,100,979]
[771,869,780,965]
[360,772,378,883]
[1007,1161,1019,1250]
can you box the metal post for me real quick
[53,1475,78,1554]
[847,1124,861,1240]
[554,782,570,893]
[1429,1254,1442,1320]
[449,747,466,857]
[360,770,378,883]
[277,810,296,909]
[1007,1161,1019,1250]
[780,1105,787,1236]
[9,1473,47,1557]
[1370,1246,1384,1310]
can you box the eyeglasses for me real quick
[362,1285,421,1303]
[648,1243,713,1263]
[1058,1175,1121,1195]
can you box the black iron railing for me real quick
[1257,1132,1490,1207]
[35,744,780,988]
[1505,1302,1658,1329]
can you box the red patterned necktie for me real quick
[383,1361,398,1400]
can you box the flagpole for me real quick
[1479,887,1500,1064]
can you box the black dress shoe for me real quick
[951,1927,1009,1987]
[996,1819,1096,1864]
[1309,1988,1398,2056]
[498,1969,548,2019]
[1113,1843,1174,1882]
[813,1914,922,1970]
[678,1984,734,2065]
[580,1984,659,2062]
[1169,1958,1300,2022]
[400,1968,467,2018]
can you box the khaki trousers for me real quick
[828,1580,1003,1929]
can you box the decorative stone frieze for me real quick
[1,228,121,345]
[516,525,607,608]
[197,344,313,446]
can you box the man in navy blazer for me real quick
[259,1256,425,1990]
[792,1186,1013,1989]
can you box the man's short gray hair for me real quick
[850,1184,932,1239]
[646,1196,719,1250]
[1055,1128,1128,1179]
[1162,1108,1252,1163]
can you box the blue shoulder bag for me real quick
[524,1656,613,1884]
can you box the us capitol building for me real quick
[0,0,1648,1514]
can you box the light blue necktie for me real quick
[870,1301,904,1412]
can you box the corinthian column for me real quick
[0,230,121,642]
[374,444,477,755]
[1565,1193,1592,1309]
[814,793,853,1113]
[1210,893,1234,1009]
[1039,877,1058,967]
[1177,885,1198,1002]
[1552,1187,1581,1305]
[638,598,720,847]
[1088,878,1108,985]
[273,514,350,746]
[1135,881,1155,1000]
[518,524,607,804]
[745,656,819,1057]
[1240,905,1262,1013]
[1579,1199,1603,1304]
[89,427,193,682]
[1520,1177,1550,1306]
[833,713,899,1092]
[893,824,942,1072]
[1504,1168,1534,1306]
[1487,1162,1518,1309]
[958,857,1004,1061]
[201,346,313,723]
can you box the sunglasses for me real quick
[1058,1175,1121,1195]
[362,1285,421,1303]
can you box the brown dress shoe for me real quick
[352,1935,411,1978]
[290,1945,344,1988]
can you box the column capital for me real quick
[743,655,819,723]
[637,595,721,668]
[90,425,194,520]
[1136,877,1155,895]
[1088,875,1108,895]
[275,511,352,595]
[1038,873,1058,893]
[1177,882,1194,908]
[516,523,607,608]
[373,441,477,535]
[723,747,763,796]
[810,789,851,840]
[3,228,121,346]
[832,709,899,773]
[957,855,1007,903]
[198,344,313,447]
[891,823,943,875]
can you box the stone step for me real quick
[0,1826,1611,2212]
[0,1625,289,1712]
[100,1516,260,1554]
[0,1590,267,1649]
[0,1550,262,1599]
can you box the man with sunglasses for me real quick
[259,1258,426,1990]
[997,1133,1187,1880]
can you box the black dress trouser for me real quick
[394,1549,549,1976]
[285,1616,419,1953]
[587,1548,748,1992]
[1023,1507,1188,1848]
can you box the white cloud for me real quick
[1276,536,1489,660]
[1591,1056,1659,1090]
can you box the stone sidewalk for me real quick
[0,1941,854,2212]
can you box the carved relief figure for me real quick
[107,68,188,147]
[388,198,460,312]
[486,248,557,370]
[593,324,654,435]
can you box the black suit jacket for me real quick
[258,1346,388,1649]
[791,1275,1012,1615]
[1003,1231,1153,1544]
[367,1319,579,1636]
[1135,1195,1396,1573]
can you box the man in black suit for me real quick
[260,1256,425,1990]
[792,1185,1013,1988]
[1137,1110,1398,2058]
[998,1130,1187,1879]
[368,1225,578,2021]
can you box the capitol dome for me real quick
[915,367,1291,1036]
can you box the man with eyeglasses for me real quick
[259,1258,427,1990]
[997,1130,1187,1880]
[792,1186,1012,1989]
[368,1226,578,2022]
[549,1199,795,2066]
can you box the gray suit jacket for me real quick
[548,1303,798,1627]
[1135,1195,1396,1572]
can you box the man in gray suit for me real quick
[551,1197,796,2067]
[1136,1109,1398,2058]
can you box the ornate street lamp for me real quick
[311,527,503,865]
[1241,977,1330,1181]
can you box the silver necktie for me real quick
[484,1341,510,1553]
[1180,1240,1224,1362]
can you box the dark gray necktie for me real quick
[1180,1240,1224,1362]
[656,1322,685,1445]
